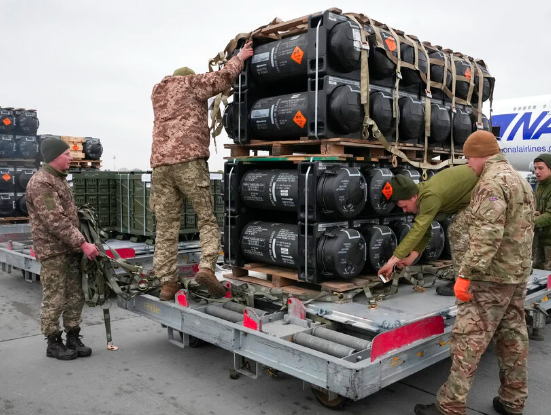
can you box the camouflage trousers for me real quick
[445,207,471,281]
[436,281,529,415]
[151,159,220,284]
[532,233,551,270]
[40,253,85,336]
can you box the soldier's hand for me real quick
[81,242,100,260]
[237,41,254,61]
[397,251,420,268]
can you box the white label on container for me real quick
[141,174,151,182]
[210,172,223,180]
[66,174,73,181]
[252,52,270,64]
[251,109,270,119]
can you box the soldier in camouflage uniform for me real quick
[378,165,478,295]
[150,41,254,301]
[532,153,551,270]
[415,130,535,415]
[26,138,100,360]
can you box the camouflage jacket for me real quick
[459,154,535,284]
[150,56,244,168]
[26,164,85,261]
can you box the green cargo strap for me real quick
[386,26,402,159]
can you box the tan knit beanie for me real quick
[462,130,501,157]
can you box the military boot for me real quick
[46,331,78,360]
[493,397,523,415]
[66,328,92,357]
[414,403,445,415]
[436,282,455,296]
[159,281,179,301]
[195,268,226,298]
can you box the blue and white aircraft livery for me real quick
[491,94,551,171]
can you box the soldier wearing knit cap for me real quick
[533,153,551,270]
[377,165,478,297]
[416,130,535,415]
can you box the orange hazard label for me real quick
[2,118,11,126]
[72,144,79,150]
[385,37,397,52]
[293,111,307,128]
[2,173,11,182]
[382,182,393,200]
[464,67,471,79]
[291,46,304,65]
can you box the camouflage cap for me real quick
[173,67,196,76]
[534,153,551,169]
[463,130,500,158]
[390,174,418,201]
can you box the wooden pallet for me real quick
[225,138,463,164]
[0,216,29,223]
[69,159,101,169]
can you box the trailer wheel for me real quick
[311,388,349,410]
[179,332,205,348]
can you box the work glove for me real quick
[454,277,472,302]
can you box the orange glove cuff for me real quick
[454,277,472,302]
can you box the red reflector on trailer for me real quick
[105,248,136,259]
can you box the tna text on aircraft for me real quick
[491,94,551,171]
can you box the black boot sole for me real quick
[46,351,78,360]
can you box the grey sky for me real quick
[1,0,550,171]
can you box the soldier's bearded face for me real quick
[534,161,551,182]
[396,195,419,214]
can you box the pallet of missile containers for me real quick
[60,136,86,160]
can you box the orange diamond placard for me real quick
[72,144,79,150]
[464,67,472,79]
[2,173,11,182]
[293,111,307,128]
[2,118,11,126]
[291,46,304,65]
[385,37,397,52]
[382,182,393,200]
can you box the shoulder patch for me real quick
[43,193,57,210]
[489,196,498,201]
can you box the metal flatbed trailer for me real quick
[118,267,551,409]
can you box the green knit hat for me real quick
[173,67,196,76]
[534,154,551,170]
[41,138,70,163]
[390,174,419,201]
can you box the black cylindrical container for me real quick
[16,194,27,216]
[328,86,364,134]
[250,34,309,84]
[439,218,452,259]
[400,43,428,86]
[452,108,472,145]
[398,96,424,143]
[15,169,34,191]
[430,103,451,144]
[360,225,397,271]
[428,51,452,91]
[370,90,395,137]
[368,31,397,79]
[0,194,16,217]
[250,93,308,140]
[14,109,39,135]
[240,221,366,279]
[470,113,490,132]
[421,221,445,261]
[392,221,421,265]
[0,108,15,134]
[0,168,15,193]
[328,22,362,72]
[393,165,421,183]
[239,166,367,219]
[364,167,396,215]
[15,136,39,159]
[472,64,492,103]
[0,135,17,158]
[83,137,103,160]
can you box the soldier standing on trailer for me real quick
[26,138,100,360]
[150,41,254,301]
[532,153,551,270]
[377,165,478,295]
[415,130,535,415]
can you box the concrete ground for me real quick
[0,269,549,415]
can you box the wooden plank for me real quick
[271,275,296,288]
[243,263,265,270]
[249,265,300,281]
[258,8,341,36]
[230,146,250,157]
[231,267,248,278]
[282,285,323,297]
[320,281,357,291]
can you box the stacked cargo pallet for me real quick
[39,134,103,170]
[69,170,224,239]
[213,8,494,297]
[0,107,40,220]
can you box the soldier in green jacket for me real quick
[378,165,478,295]
[533,153,551,270]
[415,131,535,415]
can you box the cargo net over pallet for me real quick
[211,8,495,172]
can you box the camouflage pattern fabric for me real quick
[436,281,529,415]
[458,154,535,284]
[150,55,244,168]
[40,253,85,336]
[446,206,471,280]
[151,159,220,284]
[26,164,85,261]
[532,232,551,270]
